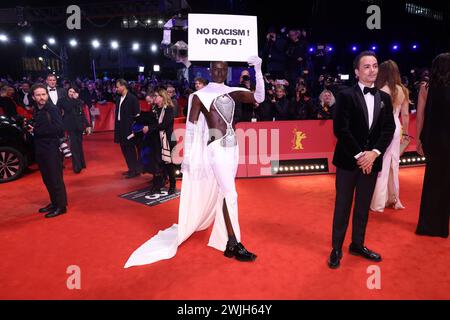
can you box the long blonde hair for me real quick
[375,60,409,105]
[155,88,174,108]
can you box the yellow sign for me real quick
[292,129,307,150]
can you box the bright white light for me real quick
[300,166,304,170]
[146,19,151,24]
[38,57,43,61]
[153,64,160,72]
[158,20,163,25]
[320,165,325,169]
[92,39,100,48]
[134,20,138,24]
[42,44,48,50]
[273,167,278,172]
[295,166,299,170]
[111,40,119,49]
[151,44,158,52]
[48,38,56,45]
[69,39,78,47]
[175,170,180,175]
[289,166,294,171]
[305,166,310,170]
[132,42,140,51]
[279,167,284,172]
[47,66,51,70]
[0,34,8,42]
[315,165,320,170]
[24,35,33,44]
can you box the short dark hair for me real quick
[116,78,127,87]
[67,85,80,93]
[30,83,48,96]
[210,61,228,69]
[353,51,377,70]
[46,74,57,80]
[194,77,207,85]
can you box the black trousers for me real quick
[163,162,176,188]
[35,139,68,208]
[68,131,86,172]
[331,167,378,250]
[120,142,140,173]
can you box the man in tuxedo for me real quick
[114,79,141,179]
[46,74,66,106]
[328,51,395,269]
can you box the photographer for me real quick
[271,84,290,120]
[262,27,287,79]
[30,83,68,218]
[289,83,314,120]
[57,86,92,174]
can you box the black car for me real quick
[0,115,35,183]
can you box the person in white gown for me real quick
[125,56,265,268]
[370,60,410,212]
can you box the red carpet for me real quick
[0,132,449,299]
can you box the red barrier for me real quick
[172,115,419,178]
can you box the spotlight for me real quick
[352,46,358,52]
[92,39,100,48]
[158,19,164,25]
[132,42,140,51]
[412,44,418,50]
[308,47,314,53]
[273,167,279,172]
[305,166,310,170]
[69,39,78,47]
[327,46,333,52]
[24,35,33,44]
[422,157,426,161]
[47,66,51,70]
[300,166,304,170]
[146,19,151,24]
[295,166,299,171]
[153,64,160,72]
[289,166,294,171]
[48,37,56,45]
[371,45,377,51]
[38,56,43,61]
[315,165,320,170]
[111,40,119,49]
[0,34,9,42]
[42,44,47,50]
[392,44,399,51]
[134,19,138,24]
[279,167,284,172]
[320,165,325,169]
[151,43,158,52]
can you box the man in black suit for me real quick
[15,81,32,110]
[328,51,395,269]
[114,79,141,178]
[46,74,66,106]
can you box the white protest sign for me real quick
[188,13,258,62]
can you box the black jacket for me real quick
[332,85,395,172]
[33,102,65,141]
[57,97,91,132]
[114,92,140,144]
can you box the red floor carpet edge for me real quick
[0,132,449,299]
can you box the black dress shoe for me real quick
[328,248,343,269]
[125,171,140,179]
[168,187,176,194]
[38,204,54,213]
[45,207,67,218]
[224,242,257,262]
[349,243,382,262]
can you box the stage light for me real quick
[422,157,426,161]
[132,42,140,51]
[134,19,138,24]
[47,66,51,70]
[0,34,9,42]
[273,167,279,172]
[320,165,325,169]
[158,19,163,25]
[352,46,358,52]
[146,19,151,24]
[371,45,377,51]
[48,37,56,45]
[279,167,284,172]
[300,166,304,171]
[69,39,78,47]
[327,46,333,52]
[38,57,43,61]
[92,39,100,48]
[412,44,418,49]
[295,166,299,171]
[392,44,399,51]
[153,64,160,72]
[151,43,158,52]
[111,40,119,49]
[305,166,310,170]
[315,165,320,170]
[24,35,33,44]
[308,47,314,53]
[42,44,47,50]
[289,166,294,171]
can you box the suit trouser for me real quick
[120,142,140,173]
[68,131,85,172]
[332,167,378,250]
[36,140,68,208]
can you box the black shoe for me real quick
[168,187,176,194]
[224,242,257,262]
[125,171,140,179]
[74,169,81,174]
[349,243,382,262]
[45,207,67,218]
[327,248,343,269]
[38,204,54,213]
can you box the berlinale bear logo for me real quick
[292,129,307,151]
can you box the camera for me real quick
[59,137,72,158]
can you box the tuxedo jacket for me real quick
[114,92,140,144]
[332,84,395,173]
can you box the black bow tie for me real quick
[363,87,377,95]
[49,88,56,91]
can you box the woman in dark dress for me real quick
[416,53,450,238]
[142,88,176,194]
[57,86,92,173]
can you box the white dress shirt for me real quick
[118,94,126,121]
[47,86,58,105]
[22,90,29,106]
[354,82,380,159]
